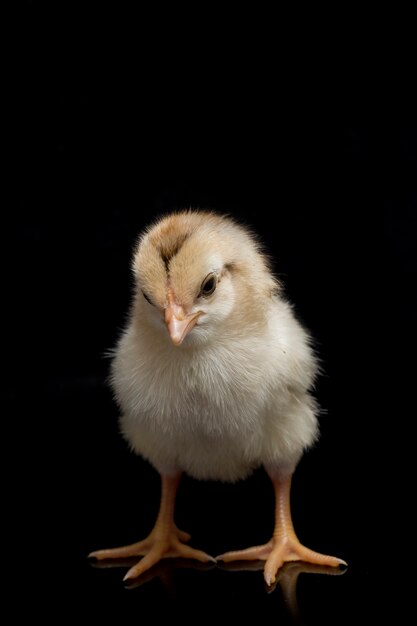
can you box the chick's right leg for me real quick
[88,472,215,581]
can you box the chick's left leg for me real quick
[217,472,346,586]
[89,473,214,581]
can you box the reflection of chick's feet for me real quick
[89,524,215,581]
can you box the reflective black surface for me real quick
[34,376,382,624]
[12,95,415,622]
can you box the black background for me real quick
[11,92,416,623]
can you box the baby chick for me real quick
[89,210,346,585]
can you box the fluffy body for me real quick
[111,211,319,482]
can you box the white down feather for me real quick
[111,295,319,482]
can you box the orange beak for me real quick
[164,295,201,346]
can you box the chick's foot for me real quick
[216,472,346,586]
[217,536,345,586]
[88,473,215,581]
[89,524,214,581]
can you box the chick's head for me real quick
[132,211,279,346]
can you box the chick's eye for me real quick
[142,290,154,305]
[200,273,217,297]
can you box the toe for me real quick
[264,545,286,586]
[216,541,273,563]
[88,539,151,560]
[174,541,216,563]
[295,544,347,568]
[176,528,192,543]
[123,547,165,580]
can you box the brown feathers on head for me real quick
[132,210,280,310]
